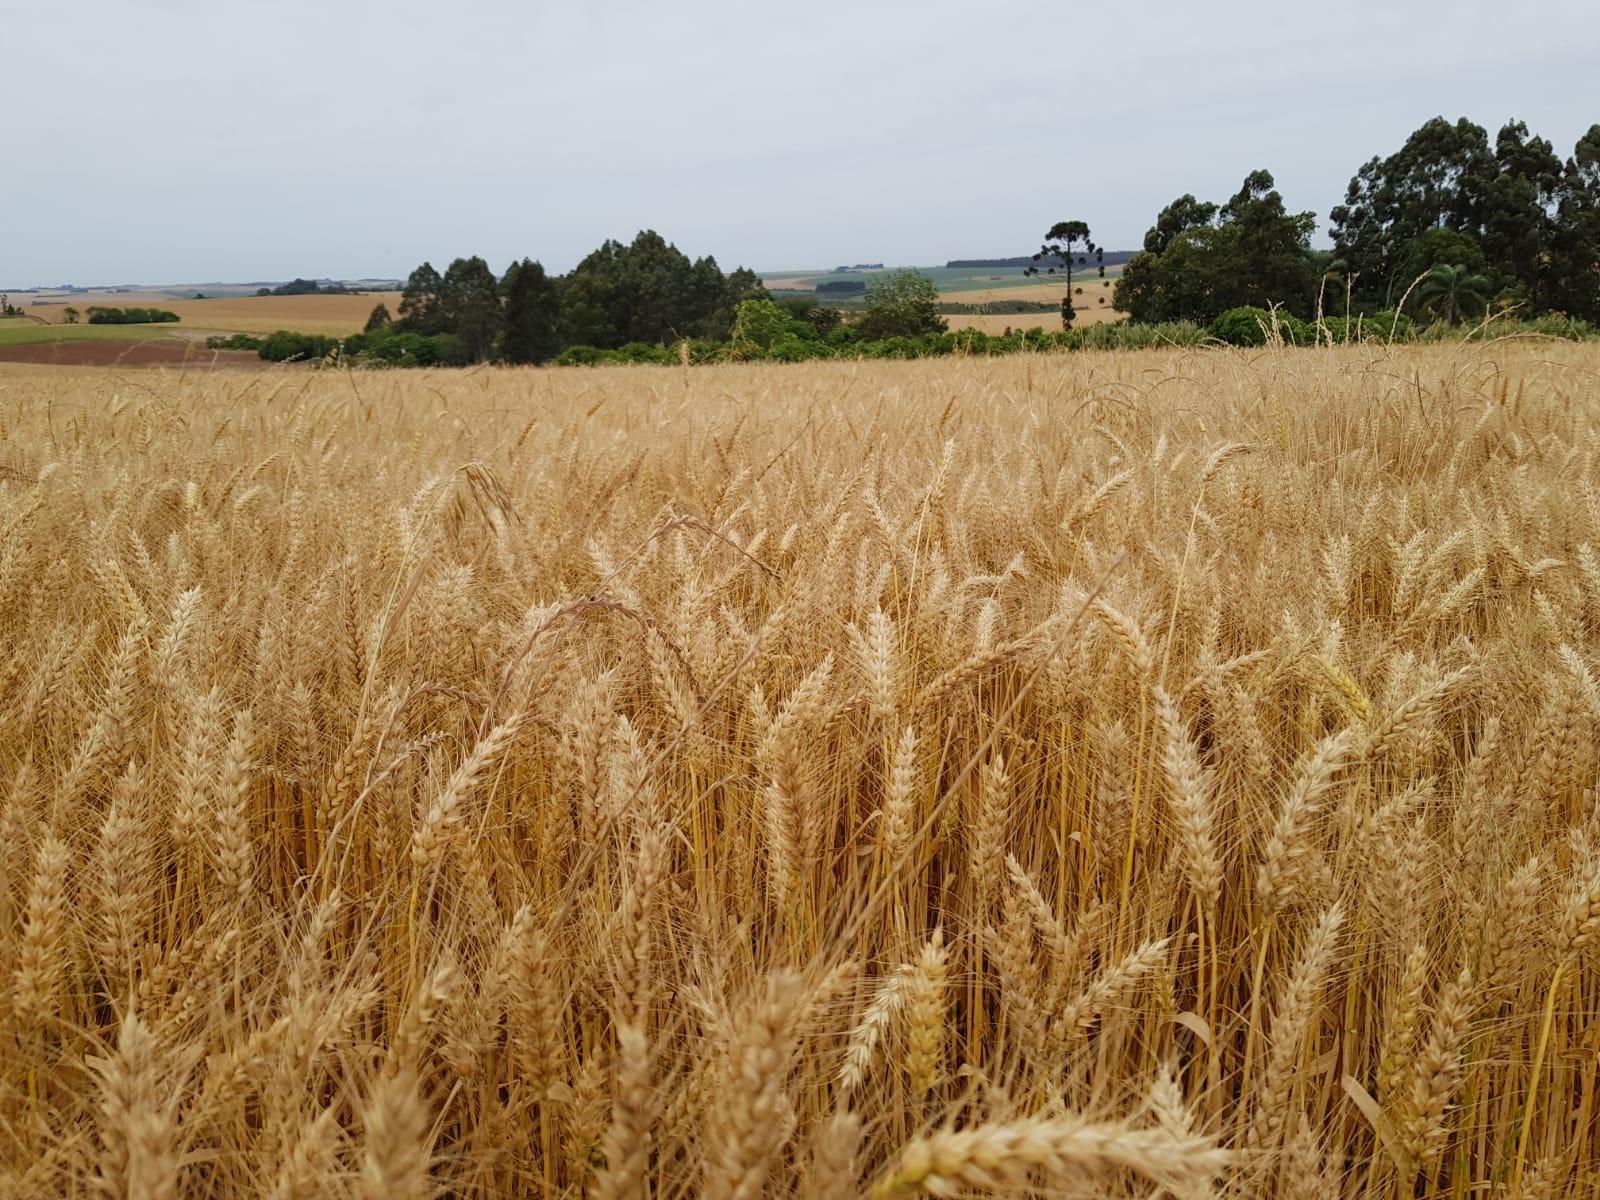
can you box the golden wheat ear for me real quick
[5,343,1599,1196]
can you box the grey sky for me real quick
[6,0,1597,286]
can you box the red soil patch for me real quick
[0,341,265,368]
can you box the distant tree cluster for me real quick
[359,247,943,367]
[815,280,868,296]
[1111,171,1318,324]
[257,279,360,297]
[1095,117,1600,328]
[85,306,180,325]
[654,275,942,360]
[242,265,972,368]
[258,331,344,362]
[0,294,23,318]
[374,231,768,364]
[1330,117,1600,321]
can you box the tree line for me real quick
[352,231,768,365]
[86,306,180,325]
[255,279,364,297]
[348,234,1019,368]
[232,268,956,367]
[238,114,1598,367]
[1093,116,1599,327]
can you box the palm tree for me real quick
[1415,262,1490,325]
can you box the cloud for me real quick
[6,0,1596,283]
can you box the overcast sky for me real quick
[5,1,1596,286]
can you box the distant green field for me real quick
[764,263,1124,294]
[0,320,190,347]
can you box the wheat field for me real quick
[2,343,1599,1198]
[26,293,404,336]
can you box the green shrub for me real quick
[611,342,674,365]
[1516,314,1597,339]
[258,331,341,362]
[948,330,996,355]
[1310,314,1381,344]
[555,345,612,366]
[762,336,825,363]
[1073,323,1126,351]
[857,271,947,339]
[546,315,1411,368]
[204,333,264,351]
[336,329,469,366]
[1149,321,1206,347]
[1209,307,1315,346]
[864,336,923,359]
[423,334,470,366]
[1362,311,1413,341]
[731,299,807,350]
[1448,314,1599,341]
[681,340,729,364]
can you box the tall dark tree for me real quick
[1542,124,1600,321]
[1220,170,1318,312]
[1143,195,1219,255]
[688,255,732,337]
[1329,117,1496,304]
[1480,121,1563,297]
[397,262,445,334]
[560,233,681,347]
[556,267,617,349]
[500,259,562,364]
[363,303,392,333]
[1025,220,1096,328]
[621,232,696,344]
[438,256,503,361]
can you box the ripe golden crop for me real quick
[1,343,1596,1197]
